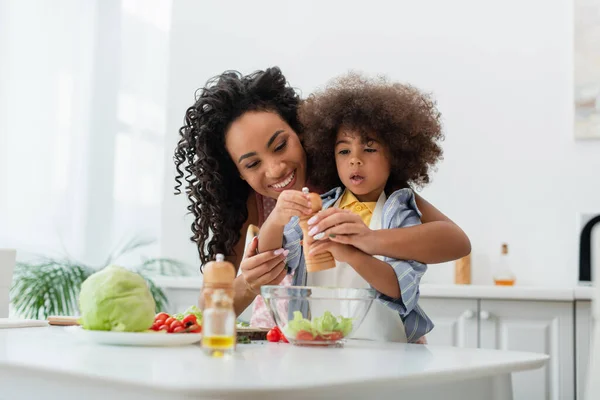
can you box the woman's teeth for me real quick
[271,171,295,189]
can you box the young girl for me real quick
[257,72,445,343]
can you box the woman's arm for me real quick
[307,193,470,264]
[368,194,470,263]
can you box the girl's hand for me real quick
[269,190,313,227]
[307,208,376,254]
[240,237,288,295]
[308,238,358,264]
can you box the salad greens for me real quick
[284,311,353,338]
[174,305,202,324]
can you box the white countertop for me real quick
[0,327,548,399]
[420,283,596,301]
[152,276,596,301]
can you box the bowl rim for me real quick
[260,285,377,300]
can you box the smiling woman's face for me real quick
[225,111,307,199]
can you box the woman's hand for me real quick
[240,236,288,295]
[307,208,376,255]
[269,190,313,227]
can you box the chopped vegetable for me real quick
[266,327,281,342]
[284,311,353,341]
[151,306,203,334]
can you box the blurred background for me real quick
[1,0,600,287]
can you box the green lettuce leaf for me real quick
[284,310,353,338]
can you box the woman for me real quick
[173,67,471,317]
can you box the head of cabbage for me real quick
[78,265,156,332]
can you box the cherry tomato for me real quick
[182,314,197,327]
[323,332,343,341]
[266,328,281,342]
[186,324,201,333]
[172,326,185,333]
[158,324,169,331]
[296,330,314,341]
[164,317,176,326]
[154,312,169,323]
[151,322,162,331]
[170,320,183,331]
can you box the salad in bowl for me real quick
[261,286,376,347]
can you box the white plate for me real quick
[63,326,201,347]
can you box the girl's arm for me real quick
[369,194,470,263]
[199,195,287,316]
[307,193,470,264]
[257,190,312,253]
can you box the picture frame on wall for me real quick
[574,0,600,140]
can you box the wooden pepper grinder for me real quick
[299,187,336,272]
[454,253,471,285]
[201,253,237,357]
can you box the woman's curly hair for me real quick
[173,67,302,268]
[300,72,444,192]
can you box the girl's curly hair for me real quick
[300,72,444,192]
[174,67,302,268]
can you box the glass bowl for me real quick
[261,286,376,347]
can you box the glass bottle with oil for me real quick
[201,253,237,357]
[493,243,516,286]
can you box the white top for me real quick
[0,327,548,397]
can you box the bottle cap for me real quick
[203,253,235,285]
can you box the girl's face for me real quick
[335,128,391,202]
[225,111,307,199]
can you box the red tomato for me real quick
[154,312,169,322]
[296,330,314,341]
[182,314,197,327]
[323,332,343,341]
[172,326,185,333]
[170,320,183,331]
[151,322,162,331]
[164,317,176,326]
[158,324,169,331]
[266,328,281,342]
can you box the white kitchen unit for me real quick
[417,298,478,348]
[421,297,575,400]
[575,300,593,400]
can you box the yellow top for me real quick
[339,189,377,226]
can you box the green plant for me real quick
[10,237,193,319]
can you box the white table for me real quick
[0,326,548,400]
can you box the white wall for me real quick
[161,0,600,286]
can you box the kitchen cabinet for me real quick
[575,300,593,400]
[420,297,575,400]
[418,298,478,348]
[479,300,573,400]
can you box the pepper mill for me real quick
[454,253,471,285]
[299,187,336,272]
[201,253,237,357]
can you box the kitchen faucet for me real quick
[579,215,600,284]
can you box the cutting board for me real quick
[48,316,269,339]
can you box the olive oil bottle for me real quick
[201,253,236,357]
